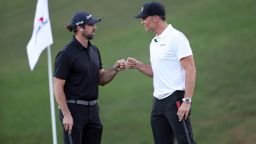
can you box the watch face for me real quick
[182,98,191,103]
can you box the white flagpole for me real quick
[47,46,58,144]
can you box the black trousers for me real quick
[59,103,103,144]
[151,91,196,144]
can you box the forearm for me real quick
[136,63,153,78]
[99,68,118,86]
[184,67,196,99]
[55,91,70,115]
[54,79,71,116]
[127,57,153,77]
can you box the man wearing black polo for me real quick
[54,11,125,144]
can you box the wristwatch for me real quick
[182,97,192,104]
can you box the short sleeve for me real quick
[175,32,193,60]
[54,51,71,80]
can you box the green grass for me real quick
[1,0,256,143]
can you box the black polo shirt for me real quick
[54,36,102,100]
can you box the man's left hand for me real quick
[177,103,191,121]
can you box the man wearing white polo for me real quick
[127,1,197,144]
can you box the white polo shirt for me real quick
[150,25,193,99]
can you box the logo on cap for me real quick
[75,21,84,26]
[141,6,144,12]
[86,15,92,19]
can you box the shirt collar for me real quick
[72,36,91,50]
[155,24,173,40]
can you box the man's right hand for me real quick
[126,57,141,69]
[63,113,73,134]
[126,57,153,77]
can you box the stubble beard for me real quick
[86,35,94,40]
[83,33,95,40]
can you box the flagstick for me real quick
[47,46,58,144]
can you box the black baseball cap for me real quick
[70,11,101,28]
[135,1,166,19]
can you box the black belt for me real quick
[66,99,97,106]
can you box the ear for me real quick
[153,16,158,22]
[77,26,84,32]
